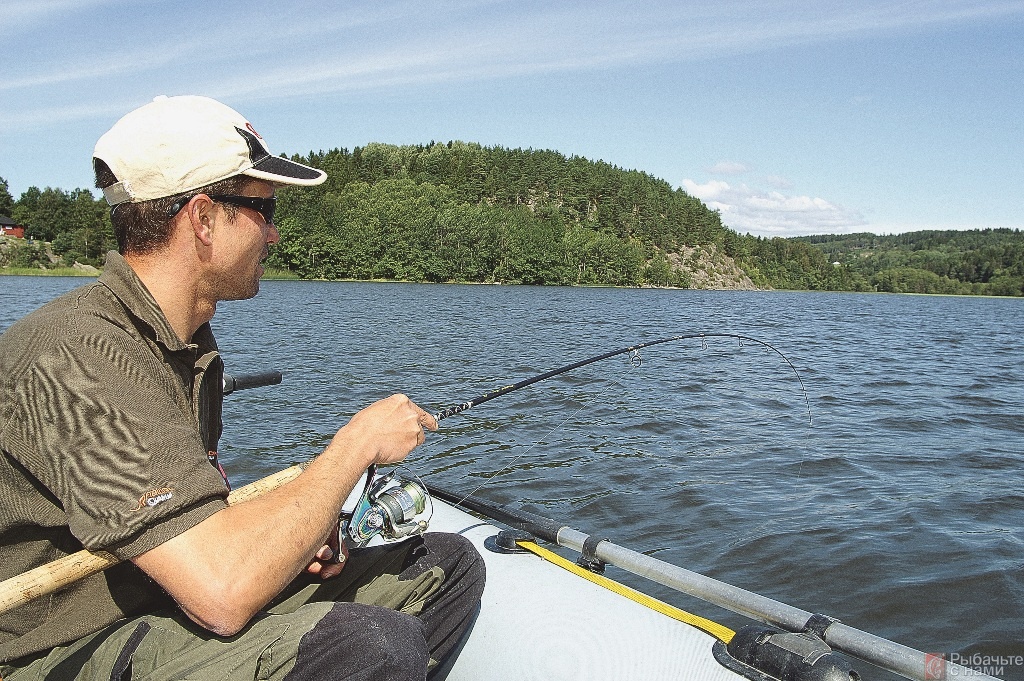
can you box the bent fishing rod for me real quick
[432,332,812,426]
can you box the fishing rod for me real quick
[432,333,812,426]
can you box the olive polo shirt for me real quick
[0,251,230,664]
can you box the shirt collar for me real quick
[98,250,214,353]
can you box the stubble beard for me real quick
[214,256,263,302]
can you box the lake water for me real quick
[2,276,1022,680]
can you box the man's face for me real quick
[209,179,280,301]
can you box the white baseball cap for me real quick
[94,95,326,206]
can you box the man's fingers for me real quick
[320,562,346,579]
[418,409,438,432]
[345,393,439,465]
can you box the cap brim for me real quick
[244,155,326,186]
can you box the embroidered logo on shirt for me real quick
[133,487,174,511]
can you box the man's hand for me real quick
[331,394,438,466]
[305,523,348,579]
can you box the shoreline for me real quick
[2,268,1021,299]
[0,267,97,277]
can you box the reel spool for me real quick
[341,466,433,548]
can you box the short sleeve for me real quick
[8,321,228,559]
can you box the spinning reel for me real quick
[340,465,433,548]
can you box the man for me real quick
[0,95,484,680]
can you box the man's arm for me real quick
[132,393,436,636]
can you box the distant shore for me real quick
[0,267,301,279]
[0,266,96,277]
[2,267,1019,299]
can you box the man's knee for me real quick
[285,603,428,681]
[415,533,486,597]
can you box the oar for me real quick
[426,484,999,681]
[0,462,308,616]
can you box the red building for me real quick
[0,215,25,239]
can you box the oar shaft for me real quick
[0,463,307,616]
[558,526,812,629]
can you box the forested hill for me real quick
[1,143,1022,296]
[794,230,1024,296]
[266,141,1022,295]
[269,141,752,288]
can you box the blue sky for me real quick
[2,0,1022,237]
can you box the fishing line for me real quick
[433,333,812,426]
[448,364,640,507]
[422,333,811,506]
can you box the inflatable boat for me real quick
[179,371,1019,681]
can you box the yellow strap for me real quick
[516,540,735,644]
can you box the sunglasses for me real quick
[167,194,277,225]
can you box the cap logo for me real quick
[245,122,263,140]
[236,126,270,165]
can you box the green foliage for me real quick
[267,141,1022,295]
[733,236,873,292]
[3,149,1022,296]
[0,238,46,268]
[793,229,1024,296]
[871,267,968,295]
[8,185,115,266]
[272,142,738,286]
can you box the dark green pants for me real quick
[1,534,485,681]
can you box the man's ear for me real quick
[186,194,216,247]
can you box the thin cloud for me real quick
[765,175,795,189]
[0,0,128,34]
[681,178,867,237]
[0,47,190,91]
[263,1,1021,103]
[709,161,749,175]
[6,1,1024,127]
[0,99,139,130]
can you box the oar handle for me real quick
[0,550,121,616]
[0,462,308,616]
[223,370,283,395]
